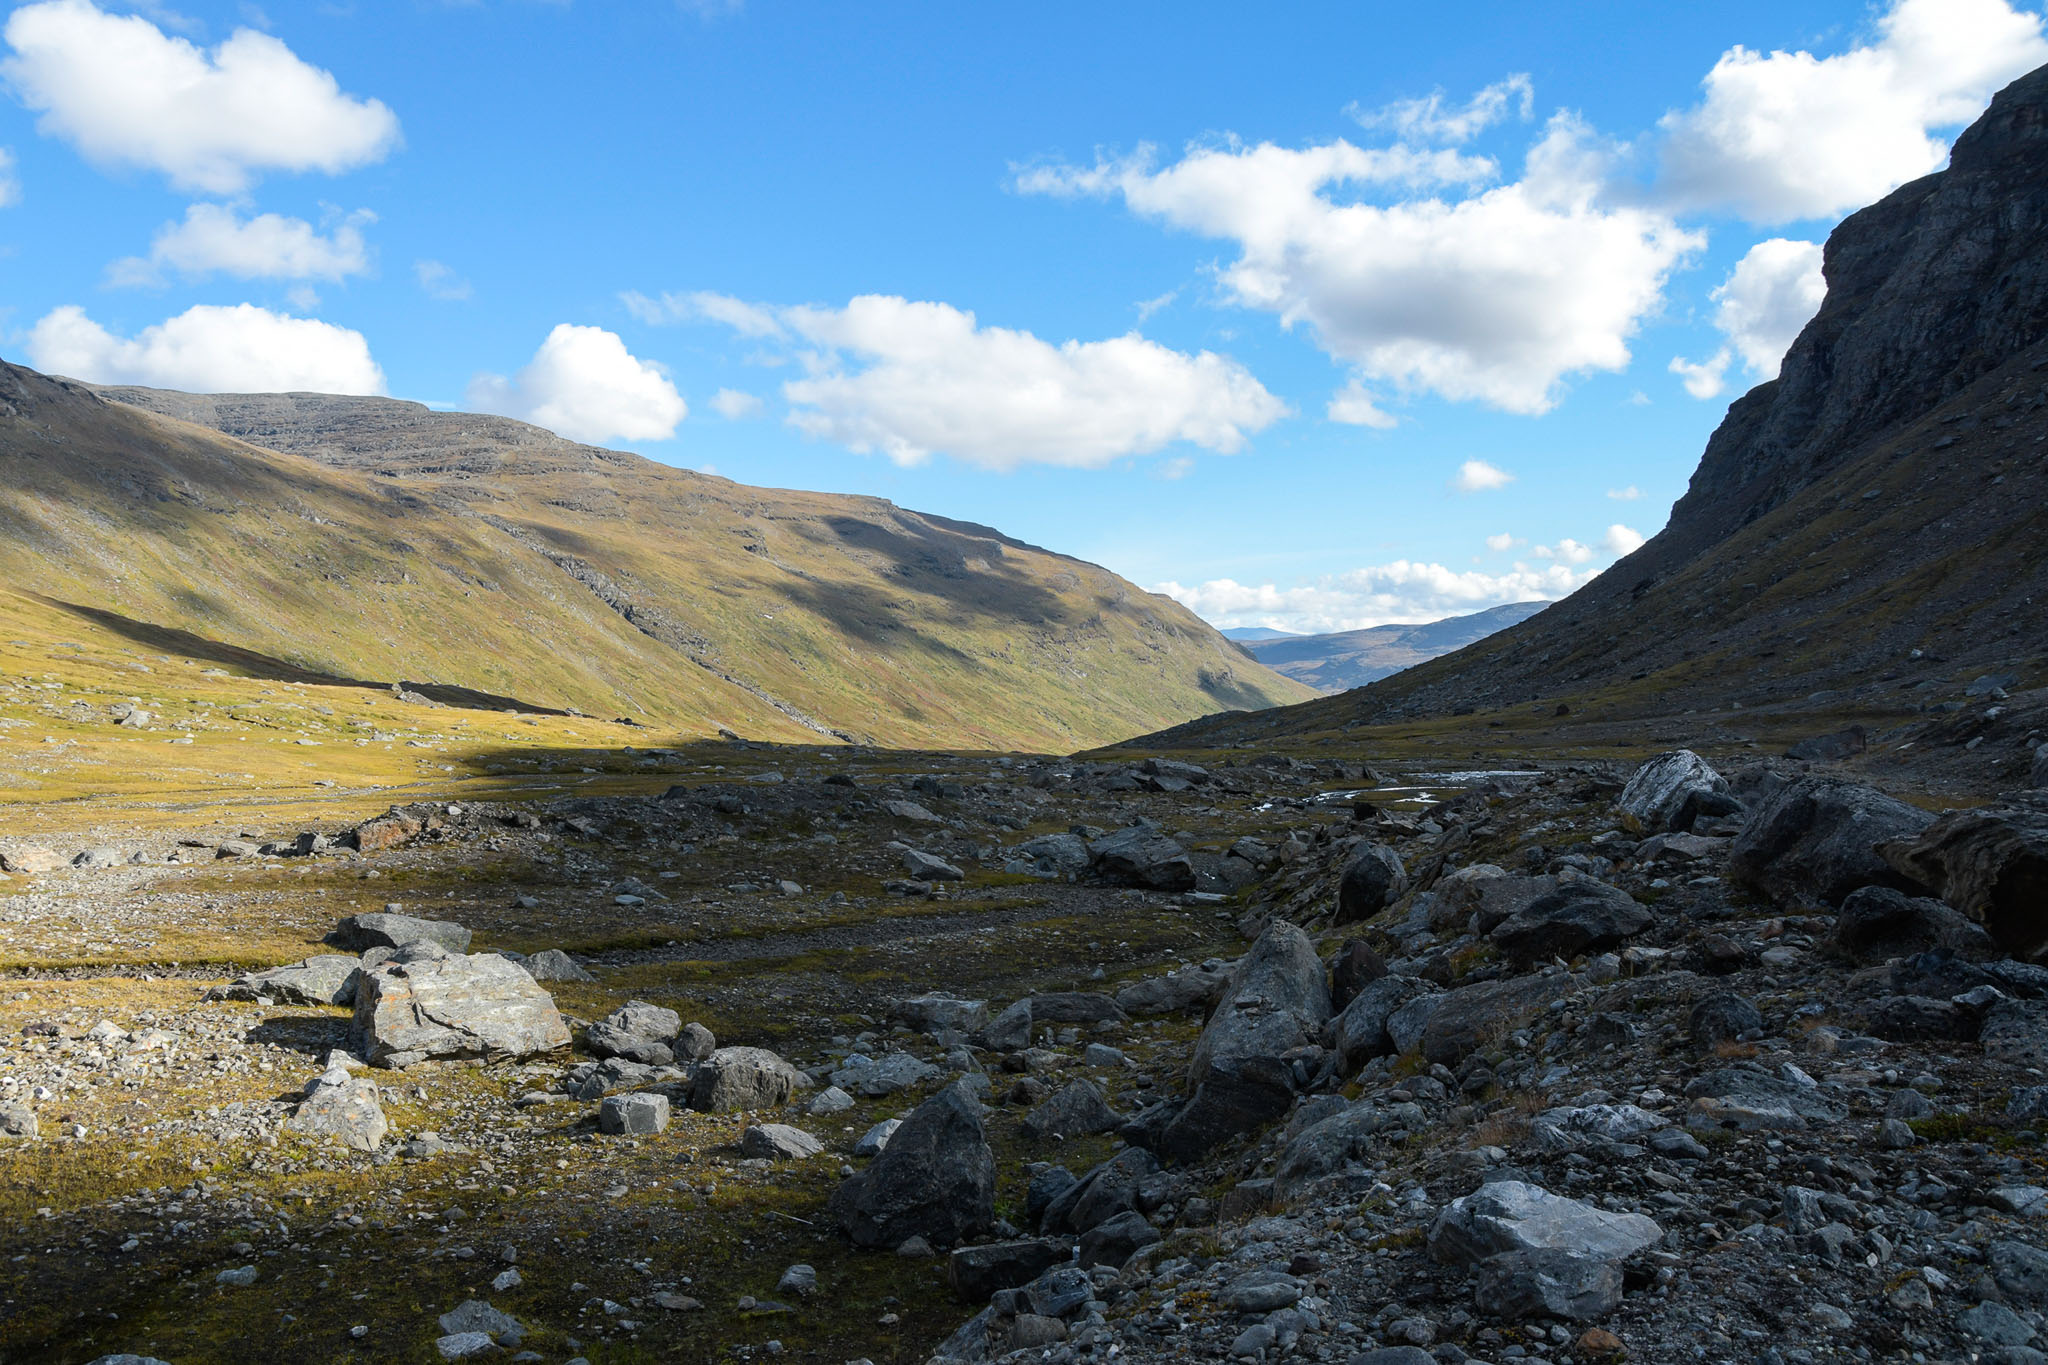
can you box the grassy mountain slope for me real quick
[1241,601,1546,693]
[1,364,1313,752]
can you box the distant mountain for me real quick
[1238,602,1548,693]
[1222,627,1303,642]
[1142,64,2048,786]
[0,365,1315,752]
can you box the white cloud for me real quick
[1657,0,2048,223]
[1349,74,1534,144]
[107,203,371,286]
[414,259,471,301]
[1,0,400,195]
[27,301,384,393]
[690,293,1286,471]
[0,147,16,206]
[1020,116,1700,415]
[1156,558,1598,635]
[1669,349,1731,399]
[1327,377,1398,429]
[1603,523,1646,555]
[1532,538,1595,565]
[620,288,784,337]
[1606,485,1642,500]
[1485,532,1522,552]
[1713,237,1827,375]
[467,324,687,445]
[1454,459,1514,493]
[1156,455,1196,481]
[709,387,762,420]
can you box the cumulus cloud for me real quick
[1603,523,1647,555]
[1327,378,1397,428]
[2,0,400,194]
[1155,558,1597,635]
[1454,459,1514,493]
[1670,237,1828,399]
[1607,485,1642,500]
[709,387,762,420]
[27,301,384,393]
[1657,0,2048,223]
[1531,539,1595,564]
[1485,532,1522,552]
[107,203,372,286]
[1020,116,1700,415]
[414,259,471,301]
[684,293,1285,471]
[1349,74,1534,144]
[467,324,687,445]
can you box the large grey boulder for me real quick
[327,912,473,955]
[690,1046,807,1112]
[902,847,965,882]
[284,1067,387,1151]
[1336,845,1407,923]
[353,944,570,1068]
[891,993,989,1036]
[1272,1100,1421,1199]
[1089,826,1196,891]
[1420,973,1573,1066]
[1830,885,1996,962]
[1329,975,1438,1068]
[830,1051,942,1097]
[1007,834,1091,880]
[1020,1079,1119,1141]
[208,955,360,1007]
[585,1000,681,1065]
[1115,964,1230,1016]
[742,1123,823,1160]
[1039,1147,1157,1235]
[1152,922,1330,1162]
[1489,880,1651,967]
[828,1081,995,1250]
[599,1092,670,1135]
[1617,750,1735,834]
[522,948,595,983]
[947,1239,1069,1303]
[1683,1063,1848,1131]
[1728,776,1934,908]
[1879,805,2048,958]
[1476,1249,1625,1321]
[1429,1180,1662,1266]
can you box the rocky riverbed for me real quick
[0,741,2044,1365]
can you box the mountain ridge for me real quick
[1237,601,1547,693]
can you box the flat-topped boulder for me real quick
[326,912,473,955]
[353,943,569,1068]
[208,955,361,1007]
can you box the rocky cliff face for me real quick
[1171,64,2048,765]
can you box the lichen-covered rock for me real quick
[690,1046,806,1112]
[352,943,569,1068]
[829,1081,995,1249]
[327,912,473,955]
[522,948,595,983]
[1617,750,1734,834]
[1089,825,1196,891]
[585,1000,681,1065]
[284,1067,387,1151]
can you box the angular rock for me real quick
[808,1085,855,1116]
[284,1067,387,1151]
[855,1118,901,1157]
[353,945,569,1068]
[1041,1147,1157,1235]
[1428,1180,1663,1266]
[1476,1248,1624,1322]
[598,1092,670,1135]
[1865,994,1977,1042]
[437,1299,524,1345]
[0,1101,36,1140]
[1421,973,1571,1066]
[1684,1063,1848,1131]
[883,799,943,823]
[1152,922,1330,1162]
[327,912,473,955]
[1688,991,1763,1046]
[1981,998,2048,1068]
[1728,776,1934,908]
[741,1123,822,1160]
[947,1239,1068,1303]
[902,847,965,882]
[1020,1079,1118,1141]
[828,1081,995,1249]
[1089,826,1196,892]
[1994,1239,2048,1306]
[1024,991,1127,1025]
[585,1000,681,1065]
[522,948,595,983]
[675,1021,716,1060]
[1831,885,1997,962]
[1336,845,1407,923]
[1617,750,1734,834]
[831,1051,942,1097]
[1272,1100,1418,1198]
[1490,880,1651,967]
[690,1046,806,1112]
[1880,805,2048,958]
[1077,1209,1159,1269]
[1329,939,1388,1010]
[1008,834,1090,880]
[0,846,62,874]
[1329,975,1438,1068]
[891,993,988,1035]
[352,809,428,853]
[1115,965,1230,1016]
[208,955,361,1007]
[1530,1104,1668,1152]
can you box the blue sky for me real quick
[2,0,2042,633]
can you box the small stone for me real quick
[1576,1328,1626,1360]
[854,1118,901,1157]
[215,1265,258,1287]
[598,1093,670,1136]
[740,1124,823,1161]
[776,1264,817,1299]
